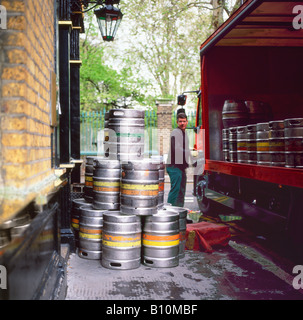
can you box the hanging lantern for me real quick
[94,3,123,42]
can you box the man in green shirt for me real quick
[166,112,194,207]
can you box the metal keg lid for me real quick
[256,122,269,131]
[269,120,284,130]
[72,198,87,208]
[284,118,303,127]
[122,158,160,171]
[229,127,238,133]
[79,204,105,217]
[146,209,179,222]
[93,157,121,169]
[246,124,257,131]
[237,126,247,133]
[86,156,95,164]
[103,211,141,223]
[163,205,188,217]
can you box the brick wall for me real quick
[0,0,56,222]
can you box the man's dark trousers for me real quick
[166,166,187,207]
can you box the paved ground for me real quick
[64,172,303,301]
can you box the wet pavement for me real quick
[65,174,303,300]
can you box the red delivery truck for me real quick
[192,0,303,258]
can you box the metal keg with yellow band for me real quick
[78,204,105,260]
[120,159,160,216]
[84,156,94,203]
[257,122,270,166]
[163,205,188,259]
[284,118,303,168]
[237,126,248,163]
[71,198,89,247]
[101,211,142,270]
[142,209,180,268]
[150,155,165,208]
[269,120,285,167]
[247,124,257,164]
[93,158,121,210]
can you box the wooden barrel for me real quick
[257,122,270,166]
[269,120,285,167]
[228,127,238,162]
[93,158,121,210]
[237,126,248,163]
[101,211,141,270]
[246,124,257,164]
[245,100,272,124]
[121,159,159,216]
[222,100,249,129]
[284,118,303,168]
[142,209,180,268]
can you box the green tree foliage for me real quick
[117,0,240,106]
[80,11,154,111]
[80,1,240,111]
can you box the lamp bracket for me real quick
[81,0,120,10]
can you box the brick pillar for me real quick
[156,99,173,156]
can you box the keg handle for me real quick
[288,119,301,126]
[113,110,125,116]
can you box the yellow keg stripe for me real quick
[79,232,102,240]
[94,181,120,187]
[142,239,180,247]
[85,176,93,187]
[71,223,79,229]
[102,239,141,248]
[121,183,159,191]
[103,234,141,242]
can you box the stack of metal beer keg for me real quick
[221,100,303,168]
[71,108,189,270]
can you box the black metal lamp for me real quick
[94,1,123,41]
[79,0,123,41]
